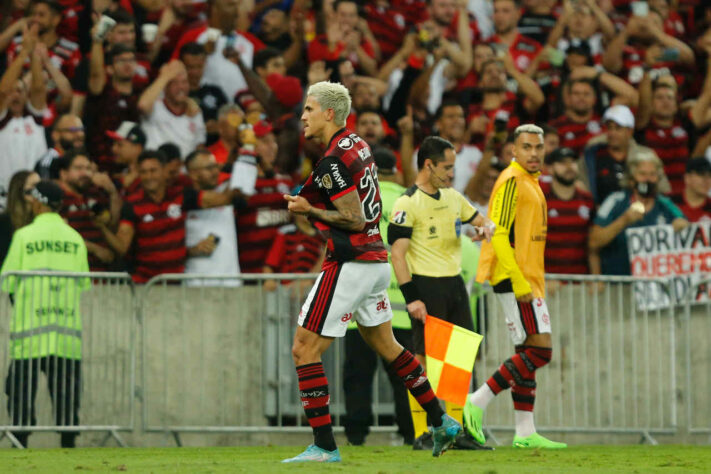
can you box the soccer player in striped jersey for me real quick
[464,124,567,449]
[282,82,460,463]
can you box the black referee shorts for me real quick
[409,274,474,355]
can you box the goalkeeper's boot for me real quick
[431,414,461,457]
[281,444,342,463]
[463,398,486,445]
[512,433,567,449]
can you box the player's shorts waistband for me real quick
[412,274,462,282]
[493,279,513,294]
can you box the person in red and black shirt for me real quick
[97,150,242,283]
[541,147,595,275]
[549,79,602,157]
[57,149,121,271]
[263,219,324,287]
[673,157,711,222]
[282,81,455,462]
[487,0,542,72]
[7,1,82,83]
[307,0,378,76]
[635,75,695,200]
[467,56,544,150]
[232,121,294,274]
[602,11,694,92]
[84,43,141,175]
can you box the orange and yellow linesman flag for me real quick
[425,315,483,406]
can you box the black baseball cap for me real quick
[545,147,577,165]
[686,156,711,174]
[107,121,146,146]
[30,180,64,210]
[373,146,397,173]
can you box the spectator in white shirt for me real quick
[138,60,206,159]
[184,148,241,286]
[0,24,48,193]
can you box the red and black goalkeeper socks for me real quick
[389,349,445,427]
[486,346,552,411]
[296,362,337,451]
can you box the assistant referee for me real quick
[388,136,493,450]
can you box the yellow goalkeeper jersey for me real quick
[476,160,547,297]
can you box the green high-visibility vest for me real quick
[1,213,90,360]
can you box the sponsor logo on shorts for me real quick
[536,298,543,307]
[376,299,388,312]
[542,313,550,325]
[341,312,353,322]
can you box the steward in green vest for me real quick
[342,148,414,446]
[1,180,90,449]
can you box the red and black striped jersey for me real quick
[487,32,542,72]
[59,185,111,272]
[364,3,408,61]
[392,0,428,27]
[540,182,595,275]
[620,45,687,90]
[467,92,522,149]
[672,194,711,223]
[236,174,294,273]
[264,224,324,279]
[298,128,388,266]
[636,118,689,199]
[7,35,81,80]
[120,186,202,283]
[550,114,603,157]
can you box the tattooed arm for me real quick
[284,189,366,232]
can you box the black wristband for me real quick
[399,281,420,305]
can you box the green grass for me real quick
[2,445,710,473]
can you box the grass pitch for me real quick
[2,445,710,473]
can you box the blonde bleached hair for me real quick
[306,81,351,127]
[513,124,544,141]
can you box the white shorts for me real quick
[495,293,552,345]
[298,261,393,337]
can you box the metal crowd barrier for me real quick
[3,270,708,447]
[683,275,711,436]
[476,275,679,445]
[139,273,399,445]
[0,271,135,448]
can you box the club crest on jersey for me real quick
[392,210,406,224]
[338,137,354,150]
[321,174,333,189]
[167,203,182,219]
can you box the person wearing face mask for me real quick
[588,151,689,276]
[389,136,495,451]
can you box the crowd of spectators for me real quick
[1,0,711,283]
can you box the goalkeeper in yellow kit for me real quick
[463,125,567,449]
